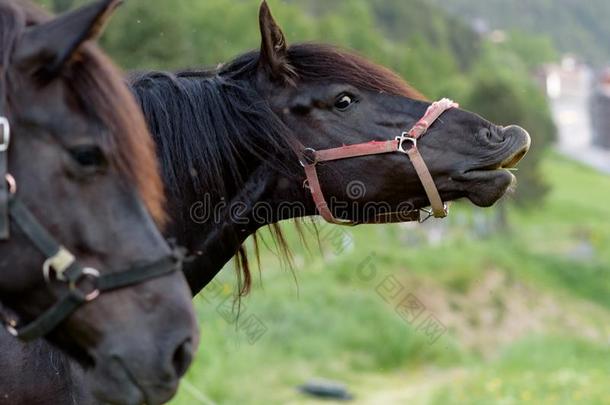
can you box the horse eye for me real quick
[334,94,354,111]
[69,145,107,168]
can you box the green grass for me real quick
[170,153,610,404]
[430,336,610,405]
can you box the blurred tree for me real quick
[369,0,480,71]
[101,0,196,70]
[465,64,555,211]
[458,37,556,229]
[500,32,558,70]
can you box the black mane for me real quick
[129,67,298,212]
[129,43,420,209]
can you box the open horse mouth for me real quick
[456,125,531,207]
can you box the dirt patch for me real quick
[398,270,610,356]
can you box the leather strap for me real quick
[314,140,399,162]
[96,254,181,291]
[401,98,457,217]
[7,246,182,341]
[10,292,87,341]
[304,144,420,224]
[9,198,66,260]
[301,98,457,225]
[304,163,353,225]
[3,196,183,341]
[407,147,446,218]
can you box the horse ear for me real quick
[14,0,122,78]
[258,1,294,82]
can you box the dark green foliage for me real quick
[466,74,555,206]
[369,0,481,71]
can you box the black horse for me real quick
[0,1,198,404]
[131,1,530,298]
[0,1,530,404]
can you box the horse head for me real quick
[0,1,198,403]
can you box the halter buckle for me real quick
[69,267,100,302]
[0,117,10,152]
[299,148,318,167]
[396,132,417,154]
[43,247,76,283]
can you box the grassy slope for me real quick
[171,153,610,405]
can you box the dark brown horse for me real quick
[0,1,530,403]
[0,1,198,404]
[131,1,530,297]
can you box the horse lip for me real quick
[114,357,149,405]
[500,148,527,169]
[114,356,179,405]
[465,135,531,174]
[488,147,528,171]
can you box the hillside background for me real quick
[36,0,610,404]
[432,0,610,66]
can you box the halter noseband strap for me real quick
[301,98,458,225]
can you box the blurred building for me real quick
[538,56,593,150]
[590,69,610,149]
[537,57,610,173]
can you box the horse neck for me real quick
[132,70,320,295]
[180,162,317,296]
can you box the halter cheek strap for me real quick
[301,98,458,225]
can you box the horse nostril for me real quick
[172,338,194,378]
[479,127,503,143]
[480,128,492,141]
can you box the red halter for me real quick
[300,98,458,226]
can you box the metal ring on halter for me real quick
[299,148,318,167]
[5,319,18,337]
[0,116,10,153]
[396,133,417,154]
[5,174,16,195]
[69,267,101,302]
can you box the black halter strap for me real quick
[0,65,183,342]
